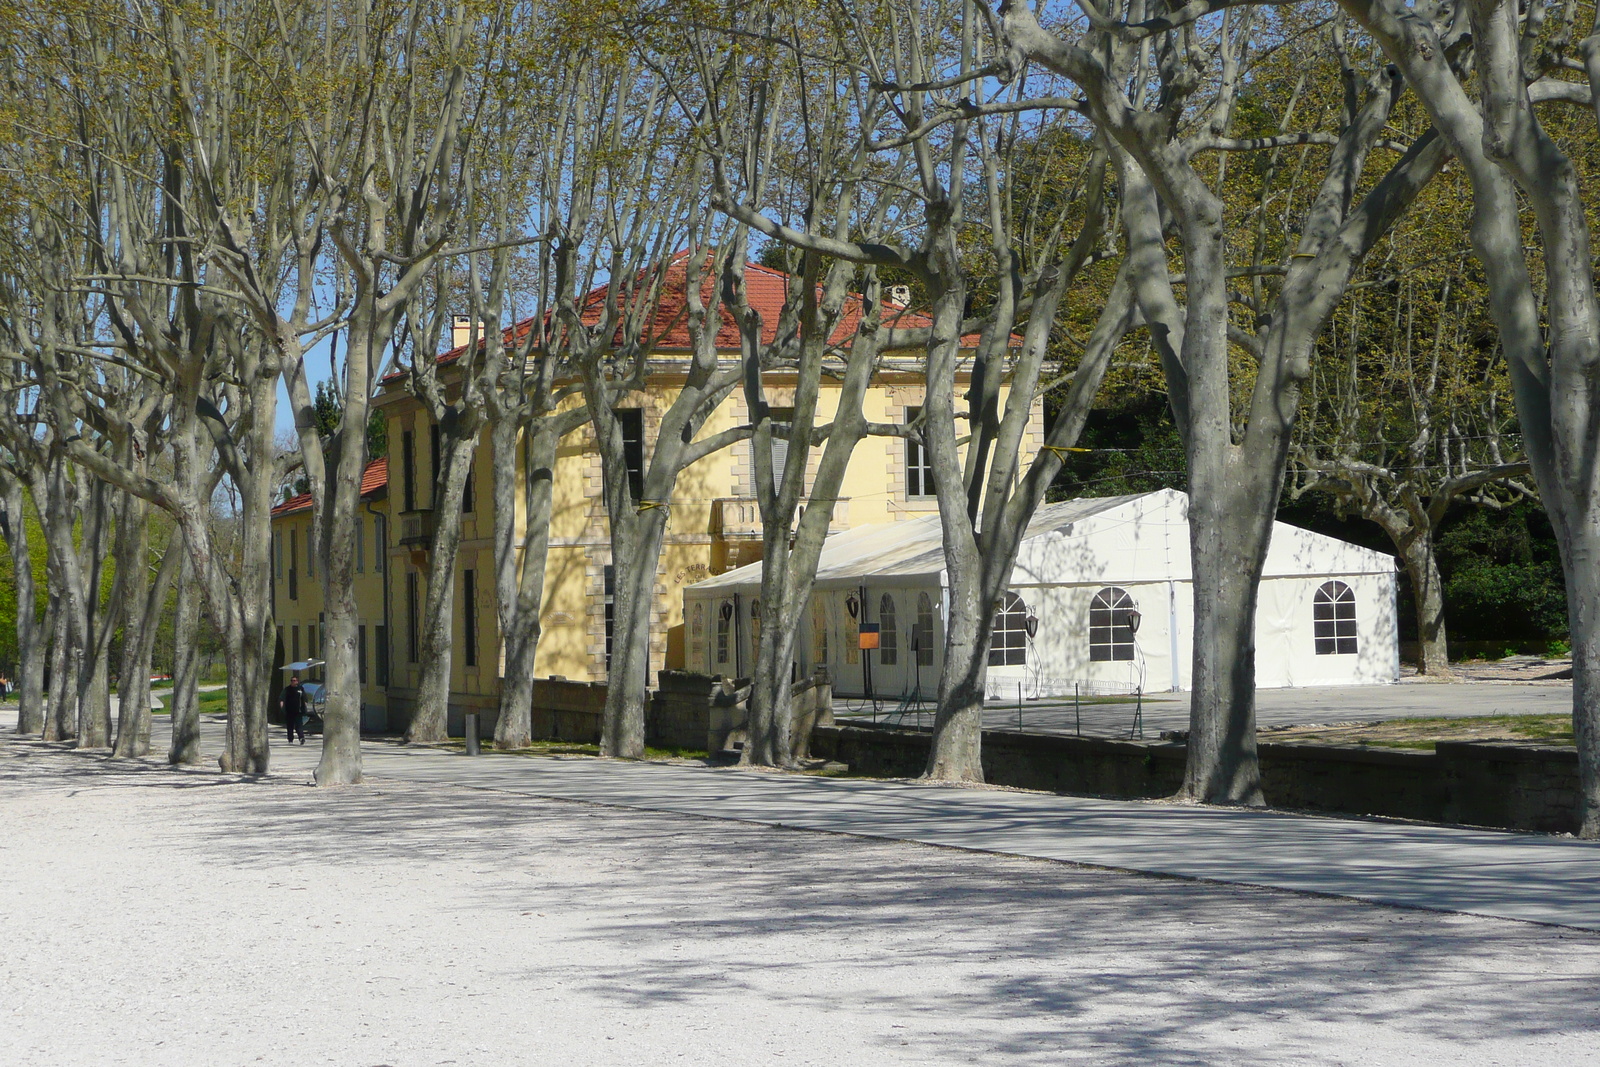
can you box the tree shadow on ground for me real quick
[4,739,1598,1065]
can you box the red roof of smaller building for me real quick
[272,457,388,518]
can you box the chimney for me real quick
[887,284,912,307]
[451,314,475,351]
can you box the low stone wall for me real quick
[811,724,1580,834]
[521,678,606,744]
[649,670,834,754]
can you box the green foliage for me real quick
[1047,394,1186,500]
[313,380,343,439]
[1436,502,1568,642]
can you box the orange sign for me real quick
[858,623,880,650]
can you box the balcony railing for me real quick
[398,508,436,549]
[711,497,850,541]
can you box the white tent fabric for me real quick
[683,489,1399,697]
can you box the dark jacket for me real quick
[280,683,306,718]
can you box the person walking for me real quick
[279,674,307,745]
[0,674,10,703]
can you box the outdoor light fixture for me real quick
[1125,608,1142,635]
[720,601,734,623]
[846,593,860,619]
[1023,613,1039,638]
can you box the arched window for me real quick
[812,597,829,666]
[690,603,705,667]
[878,594,899,666]
[1314,581,1359,655]
[989,591,1030,666]
[914,592,936,667]
[716,601,733,665]
[1089,588,1137,662]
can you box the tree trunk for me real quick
[1568,539,1600,838]
[599,512,668,759]
[1181,479,1270,805]
[168,553,202,765]
[113,527,182,758]
[1402,533,1452,677]
[924,580,988,782]
[492,417,564,751]
[407,428,477,744]
[1,475,45,735]
[43,593,73,742]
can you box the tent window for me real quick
[716,601,732,665]
[1090,587,1137,662]
[989,591,1029,666]
[913,592,935,667]
[1314,581,1359,655]
[878,594,898,666]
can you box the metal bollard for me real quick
[464,712,480,756]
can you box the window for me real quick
[288,530,298,601]
[355,517,364,573]
[307,625,316,668]
[291,625,300,663]
[375,624,389,686]
[1090,587,1137,662]
[430,424,442,508]
[989,591,1030,666]
[878,594,898,666]
[276,625,284,662]
[402,429,416,512]
[306,525,314,579]
[616,409,645,503]
[1314,581,1359,655]
[463,569,478,668]
[406,571,419,663]
[913,592,936,667]
[462,460,475,514]
[812,598,829,667]
[752,407,794,497]
[716,600,732,666]
[603,565,616,671]
[905,406,935,498]
[358,625,368,685]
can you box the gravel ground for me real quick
[3,742,1599,1066]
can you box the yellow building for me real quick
[271,258,1043,731]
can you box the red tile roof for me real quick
[271,457,388,518]
[401,253,1004,378]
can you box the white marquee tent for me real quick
[682,489,1399,699]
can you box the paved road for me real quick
[837,680,1576,737]
[11,704,1594,932]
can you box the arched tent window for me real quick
[1314,581,1359,655]
[914,592,936,667]
[989,592,1030,666]
[716,601,733,666]
[878,594,899,666]
[1089,588,1137,662]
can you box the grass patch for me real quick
[151,687,230,716]
[1262,713,1574,750]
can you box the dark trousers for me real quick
[286,711,305,743]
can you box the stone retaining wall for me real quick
[811,725,1579,834]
